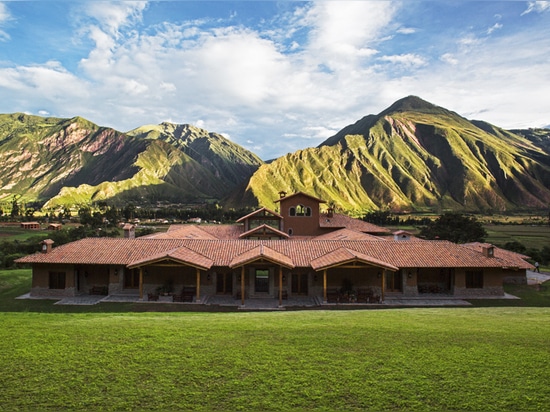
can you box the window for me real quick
[465,271,483,288]
[292,205,312,217]
[49,272,66,289]
[288,228,293,236]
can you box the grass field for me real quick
[0,225,50,242]
[484,224,550,251]
[1,269,550,411]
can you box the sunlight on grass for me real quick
[1,308,549,411]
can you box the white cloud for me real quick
[379,53,427,68]
[303,1,395,70]
[397,27,416,35]
[521,1,550,16]
[0,2,12,41]
[486,23,503,35]
[440,53,458,65]
[79,1,147,36]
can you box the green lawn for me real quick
[1,269,550,411]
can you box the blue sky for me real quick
[0,1,549,160]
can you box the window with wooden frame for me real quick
[465,270,483,288]
[49,271,66,289]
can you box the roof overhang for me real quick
[128,246,213,271]
[239,224,289,239]
[310,247,398,272]
[229,244,295,269]
[236,207,283,222]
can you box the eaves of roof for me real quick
[229,244,295,269]
[239,224,289,239]
[128,246,213,270]
[236,207,283,222]
[310,247,399,271]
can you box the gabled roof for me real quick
[236,207,282,222]
[274,191,326,204]
[239,224,289,239]
[310,247,398,271]
[128,246,213,270]
[229,244,294,269]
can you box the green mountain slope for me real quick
[126,122,263,190]
[243,96,550,213]
[0,114,256,208]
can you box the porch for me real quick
[38,293,482,309]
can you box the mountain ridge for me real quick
[1,96,549,214]
[242,96,550,213]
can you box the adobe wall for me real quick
[30,264,76,297]
[453,268,505,296]
[278,194,323,236]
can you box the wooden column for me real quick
[196,268,201,303]
[241,266,245,306]
[381,269,385,302]
[139,267,144,300]
[323,269,327,303]
[278,266,283,307]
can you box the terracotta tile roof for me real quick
[128,246,213,270]
[198,225,244,239]
[229,244,295,269]
[462,242,534,270]
[319,213,390,234]
[312,228,383,241]
[239,224,289,239]
[236,207,282,222]
[17,237,517,271]
[310,247,398,271]
[146,225,219,240]
[274,192,326,204]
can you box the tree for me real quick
[10,195,20,218]
[419,212,487,243]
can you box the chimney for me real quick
[327,207,334,218]
[482,245,495,258]
[123,224,135,239]
[278,191,287,199]
[40,239,54,254]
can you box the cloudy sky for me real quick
[0,1,549,160]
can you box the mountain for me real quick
[126,122,263,191]
[2,97,549,214]
[242,96,550,213]
[0,114,262,208]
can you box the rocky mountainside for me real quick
[242,96,550,213]
[0,114,262,208]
